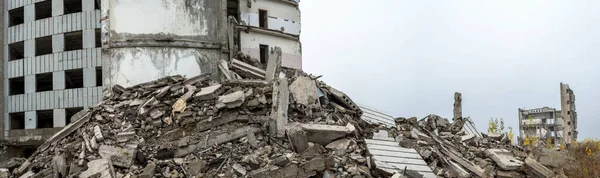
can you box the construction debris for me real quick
[16,63,385,178]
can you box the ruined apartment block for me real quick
[560,83,578,144]
[518,83,578,147]
[2,0,102,158]
[234,0,302,69]
[518,107,563,147]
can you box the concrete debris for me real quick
[79,159,116,178]
[300,123,356,145]
[484,149,523,171]
[217,90,246,108]
[525,157,555,178]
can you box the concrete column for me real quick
[52,34,65,53]
[24,75,35,93]
[24,39,35,58]
[24,111,36,129]
[53,108,66,127]
[24,4,35,22]
[82,0,95,12]
[52,0,65,17]
[82,29,95,49]
[53,71,65,90]
[83,67,96,87]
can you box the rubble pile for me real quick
[392,115,562,178]
[8,71,385,178]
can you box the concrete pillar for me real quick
[52,34,65,53]
[52,0,65,17]
[83,67,96,87]
[82,0,95,12]
[270,78,289,137]
[53,108,66,127]
[24,75,35,93]
[453,92,462,121]
[53,71,65,90]
[24,4,35,23]
[24,39,35,58]
[82,29,95,49]
[24,111,36,129]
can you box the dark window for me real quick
[65,107,83,124]
[259,9,268,28]
[9,7,24,27]
[23,147,37,158]
[568,122,570,126]
[35,36,53,56]
[36,73,53,92]
[65,31,83,51]
[65,69,84,89]
[96,67,102,86]
[9,41,25,61]
[36,110,54,128]
[9,77,25,95]
[64,0,82,14]
[94,0,100,10]
[35,0,52,20]
[9,112,25,130]
[95,28,101,48]
[259,44,268,64]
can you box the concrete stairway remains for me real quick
[365,131,436,178]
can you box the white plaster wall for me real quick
[109,0,210,37]
[107,48,214,88]
[240,32,302,69]
[239,0,300,35]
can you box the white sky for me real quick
[299,0,600,140]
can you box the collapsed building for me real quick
[0,0,302,160]
[517,83,578,147]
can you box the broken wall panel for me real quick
[240,32,301,69]
[238,0,300,35]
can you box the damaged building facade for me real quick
[517,83,578,147]
[1,0,302,160]
[2,0,102,158]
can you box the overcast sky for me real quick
[299,0,600,140]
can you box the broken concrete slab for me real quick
[265,47,282,82]
[231,58,266,79]
[289,76,319,107]
[98,145,136,168]
[37,112,91,153]
[217,91,246,108]
[286,123,309,153]
[79,159,116,178]
[138,162,157,178]
[538,148,572,169]
[484,149,523,171]
[175,126,261,157]
[525,157,555,178]
[194,84,223,101]
[232,163,247,176]
[325,139,354,155]
[0,157,26,169]
[299,123,355,145]
[51,154,67,177]
[270,78,289,137]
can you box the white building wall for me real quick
[240,31,302,69]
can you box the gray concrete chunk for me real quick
[299,123,355,145]
[194,84,222,101]
[289,76,319,107]
[79,159,116,178]
[484,149,523,171]
[217,91,245,108]
[98,145,136,168]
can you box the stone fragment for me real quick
[524,157,555,178]
[217,91,245,108]
[484,149,523,171]
[149,109,165,119]
[289,76,319,106]
[52,154,67,177]
[79,159,116,178]
[0,169,8,178]
[232,163,247,176]
[272,156,289,167]
[186,160,206,176]
[18,171,34,178]
[300,123,355,145]
[94,125,104,141]
[538,148,572,168]
[116,131,136,143]
[99,145,136,168]
[325,139,354,155]
[286,123,309,153]
[138,162,157,178]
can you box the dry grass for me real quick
[564,138,600,178]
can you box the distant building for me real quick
[517,107,563,147]
[560,83,578,144]
[517,83,578,147]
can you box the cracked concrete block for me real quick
[94,126,104,141]
[99,145,136,168]
[299,123,355,145]
[138,162,157,178]
[270,78,289,137]
[484,149,523,171]
[289,76,319,107]
[286,123,309,153]
[217,91,245,108]
[194,84,223,101]
[525,157,555,178]
[79,159,116,178]
[116,131,136,143]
